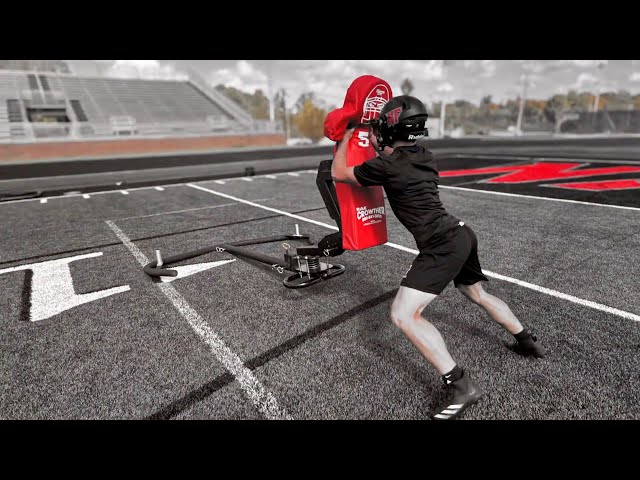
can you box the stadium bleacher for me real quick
[0,68,281,142]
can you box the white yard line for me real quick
[187,183,640,323]
[439,185,640,212]
[105,220,293,420]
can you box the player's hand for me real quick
[343,127,356,141]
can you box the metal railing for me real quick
[185,67,254,126]
[0,119,284,143]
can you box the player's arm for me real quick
[331,128,361,185]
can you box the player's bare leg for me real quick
[390,286,484,420]
[457,282,546,358]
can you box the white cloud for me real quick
[568,60,608,68]
[105,60,188,80]
[572,73,598,89]
[237,60,258,77]
[519,61,590,75]
[464,60,496,77]
[116,59,638,111]
[404,60,444,80]
[225,60,447,110]
[208,60,268,94]
[526,73,544,86]
[355,60,390,71]
[569,72,619,92]
[480,60,497,77]
[520,60,547,73]
[324,60,350,76]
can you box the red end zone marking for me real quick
[550,179,640,191]
[440,162,640,184]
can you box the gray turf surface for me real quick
[1,169,638,420]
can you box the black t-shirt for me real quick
[353,144,461,252]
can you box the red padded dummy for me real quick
[324,75,392,250]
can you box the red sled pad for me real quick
[324,75,392,251]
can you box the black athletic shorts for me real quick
[400,222,489,295]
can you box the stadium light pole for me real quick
[593,61,605,113]
[439,60,452,138]
[282,89,290,142]
[515,74,528,136]
[437,84,453,138]
[266,61,275,123]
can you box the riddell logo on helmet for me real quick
[408,133,425,140]
[356,205,385,225]
[361,84,391,123]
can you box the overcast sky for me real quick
[65,60,640,109]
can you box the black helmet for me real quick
[371,95,429,150]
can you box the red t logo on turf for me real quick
[385,107,402,126]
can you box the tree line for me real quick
[215,82,640,142]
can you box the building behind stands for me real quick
[0,60,282,143]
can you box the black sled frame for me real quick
[143,160,346,289]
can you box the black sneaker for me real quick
[513,332,546,358]
[430,372,484,420]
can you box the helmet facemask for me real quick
[370,114,428,151]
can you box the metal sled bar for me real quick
[217,243,292,271]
